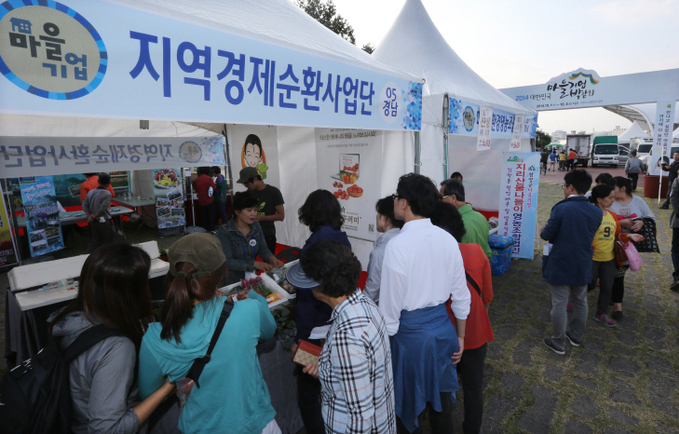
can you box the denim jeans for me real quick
[396,392,454,434]
[549,284,588,350]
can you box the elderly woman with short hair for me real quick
[288,240,396,434]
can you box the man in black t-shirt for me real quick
[660,152,679,209]
[237,167,285,254]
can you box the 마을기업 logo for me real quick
[179,141,202,163]
[0,1,106,99]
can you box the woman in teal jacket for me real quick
[138,233,279,433]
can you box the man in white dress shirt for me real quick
[379,173,471,434]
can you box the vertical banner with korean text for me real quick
[0,184,18,266]
[477,106,493,151]
[315,129,383,242]
[152,168,185,229]
[498,152,541,259]
[649,101,677,176]
[510,114,524,150]
[19,176,64,257]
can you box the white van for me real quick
[591,143,619,167]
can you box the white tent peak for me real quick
[618,120,651,143]
[373,0,530,114]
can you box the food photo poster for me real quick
[315,129,383,242]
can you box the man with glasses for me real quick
[541,169,602,355]
[380,173,470,433]
[236,167,285,254]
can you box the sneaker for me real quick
[671,279,679,292]
[660,203,670,210]
[565,331,581,347]
[593,313,617,327]
[611,311,623,321]
[543,338,565,355]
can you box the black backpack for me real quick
[0,324,126,434]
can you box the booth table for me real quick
[113,197,156,229]
[15,206,133,227]
[4,241,168,364]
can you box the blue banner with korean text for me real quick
[19,175,64,257]
[449,98,536,139]
[0,0,422,131]
[497,152,540,259]
[0,136,225,178]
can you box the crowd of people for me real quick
[45,162,674,434]
[541,169,661,356]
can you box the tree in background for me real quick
[297,0,374,54]
[361,43,375,54]
[536,130,552,150]
[297,0,355,44]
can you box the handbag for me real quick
[614,236,629,269]
[631,218,660,253]
[623,240,643,272]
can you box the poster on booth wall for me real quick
[228,125,281,192]
[476,106,493,151]
[497,152,541,259]
[19,176,64,257]
[315,129,383,242]
[648,101,677,176]
[152,169,185,229]
[0,184,18,266]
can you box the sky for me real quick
[327,0,679,136]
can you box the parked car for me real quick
[642,146,679,174]
[617,146,629,166]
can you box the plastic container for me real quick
[218,275,290,310]
[488,234,515,276]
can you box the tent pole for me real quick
[658,146,665,205]
[414,131,421,174]
[222,124,233,191]
[442,94,449,180]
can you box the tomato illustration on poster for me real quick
[315,129,383,242]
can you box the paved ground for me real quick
[2,172,678,433]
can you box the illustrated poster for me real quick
[152,168,185,229]
[315,129,383,242]
[19,176,64,257]
[228,125,280,193]
[497,152,541,259]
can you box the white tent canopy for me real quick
[618,120,651,143]
[0,0,428,266]
[374,0,534,211]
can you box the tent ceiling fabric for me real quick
[617,120,651,142]
[0,114,215,137]
[107,0,420,82]
[373,0,532,117]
